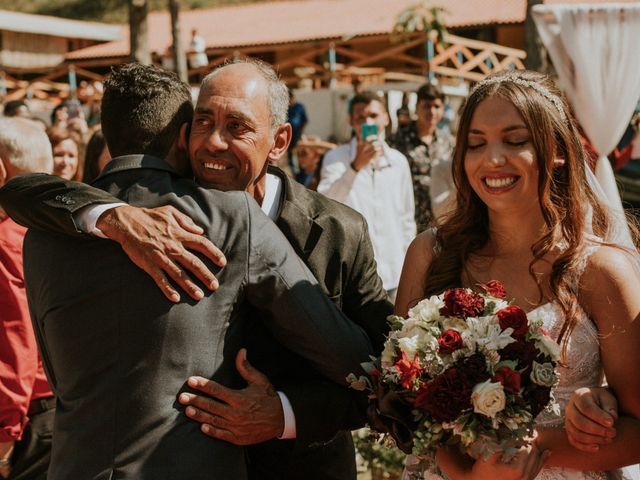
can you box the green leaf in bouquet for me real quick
[493,359,519,373]
[387,315,405,330]
[483,301,497,315]
[361,360,378,375]
[467,433,501,461]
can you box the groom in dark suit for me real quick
[0,63,375,480]
[1,61,393,479]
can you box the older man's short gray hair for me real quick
[0,117,53,174]
[202,58,289,131]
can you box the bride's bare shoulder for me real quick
[406,229,438,267]
[396,231,439,315]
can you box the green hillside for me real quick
[0,0,266,23]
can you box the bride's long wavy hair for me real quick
[425,70,613,350]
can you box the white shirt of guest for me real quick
[317,138,416,291]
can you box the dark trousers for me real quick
[9,407,53,480]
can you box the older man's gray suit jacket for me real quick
[0,155,373,480]
[244,167,393,480]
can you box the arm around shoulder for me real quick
[0,173,120,237]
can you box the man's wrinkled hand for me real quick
[565,386,618,452]
[179,349,285,445]
[96,204,226,302]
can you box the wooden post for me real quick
[524,0,547,72]
[169,0,188,82]
[129,0,151,64]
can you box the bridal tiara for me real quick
[470,73,568,123]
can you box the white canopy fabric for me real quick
[533,3,640,212]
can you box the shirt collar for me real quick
[260,172,283,220]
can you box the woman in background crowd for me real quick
[47,128,81,181]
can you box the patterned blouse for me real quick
[389,122,454,232]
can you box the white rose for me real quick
[408,295,443,322]
[471,380,506,418]
[530,361,557,387]
[398,335,419,360]
[399,318,422,337]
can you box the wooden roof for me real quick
[65,0,638,61]
[0,9,121,41]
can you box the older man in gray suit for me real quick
[0,63,372,480]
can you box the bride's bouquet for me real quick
[348,281,560,463]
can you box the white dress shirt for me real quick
[74,173,297,439]
[317,138,416,291]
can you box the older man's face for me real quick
[189,64,278,201]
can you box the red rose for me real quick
[492,366,522,393]
[438,329,463,354]
[497,306,529,338]
[439,288,485,318]
[394,352,422,390]
[500,340,540,380]
[480,280,507,299]
[414,367,472,423]
[459,353,490,385]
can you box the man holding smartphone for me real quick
[318,91,416,300]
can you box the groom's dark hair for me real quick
[101,62,193,159]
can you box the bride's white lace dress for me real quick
[404,244,630,480]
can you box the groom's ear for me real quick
[178,122,190,152]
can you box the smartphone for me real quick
[66,99,82,119]
[361,123,378,141]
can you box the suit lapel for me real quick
[270,166,323,260]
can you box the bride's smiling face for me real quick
[464,96,539,214]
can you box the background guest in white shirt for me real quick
[318,91,416,298]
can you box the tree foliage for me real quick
[0,0,265,23]
[393,1,448,44]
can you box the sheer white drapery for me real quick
[533,3,640,211]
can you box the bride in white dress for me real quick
[395,70,640,480]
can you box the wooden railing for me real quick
[430,33,526,82]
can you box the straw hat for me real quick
[295,135,336,152]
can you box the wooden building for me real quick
[62,0,636,90]
[0,10,120,100]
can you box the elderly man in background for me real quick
[318,91,416,300]
[0,118,54,480]
[389,83,455,230]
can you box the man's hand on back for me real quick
[178,349,285,445]
[96,205,226,302]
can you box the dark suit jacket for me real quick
[243,167,392,480]
[0,156,374,480]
